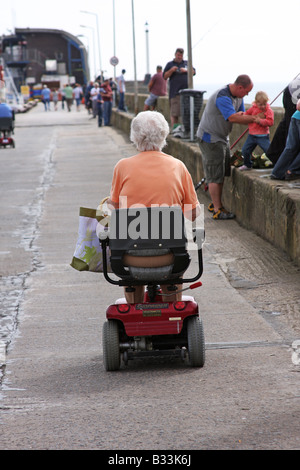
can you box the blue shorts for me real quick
[145,93,159,106]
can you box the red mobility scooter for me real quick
[0,117,15,149]
[100,206,205,371]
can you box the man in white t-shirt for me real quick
[90,82,100,118]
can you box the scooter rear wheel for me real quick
[102,320,120,371]
[187,316,205,367]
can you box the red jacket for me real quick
[245,102,274,135]
[101,83,113,102]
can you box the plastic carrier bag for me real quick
[70,197,112,273]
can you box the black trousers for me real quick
[266,87,296,164]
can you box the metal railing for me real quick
[2,48,47,67]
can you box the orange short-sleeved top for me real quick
[110,151,199,210]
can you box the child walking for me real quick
[239,91,274,170]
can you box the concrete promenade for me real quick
[0,103,299,450]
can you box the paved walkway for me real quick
[0,104,299,450]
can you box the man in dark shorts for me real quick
[197,75,258,219]
[163,48,195,129]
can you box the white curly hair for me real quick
[130,111,170,151]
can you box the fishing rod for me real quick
[230,73,300,150]
[195,177,207,192]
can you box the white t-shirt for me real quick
[90,87,99,100]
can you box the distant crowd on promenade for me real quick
[39,73,126,127]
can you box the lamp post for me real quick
[131,0,138,114]
[112,0,117,80]
[145,22,150,74]
[144,22,151,85]
[186,0,193,89]
[77,34,90,81]
[80,24,96,79]
[81,10,102,78]
[77,34,89,52]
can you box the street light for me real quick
[112,0,116,79]
[80,24,96,79]
[77,34,91,80]
[186,0,193,89]
[81,10,102,78]
[77,34,89,53]
[145,22,150,75]
[144,22,151,84]
[131,0,138,114]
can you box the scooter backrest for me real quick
[109,206,190,280]
[0,117,14,131]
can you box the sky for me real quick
[1,0,300,105]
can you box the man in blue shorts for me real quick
[144,66,167,111]
[197,75,257,219]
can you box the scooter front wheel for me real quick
[102,320,120,371]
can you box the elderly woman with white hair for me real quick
[107,111,200,302]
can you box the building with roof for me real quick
[0,28,90,95]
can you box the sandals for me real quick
[208,203,235,219]
[213,207,235,220]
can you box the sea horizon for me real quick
[194,81,288,107]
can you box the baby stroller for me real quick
[0,117,15,148]
[100,206,205,371]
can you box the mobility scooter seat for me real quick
[108,206,190,284]
[0,117,14,132]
